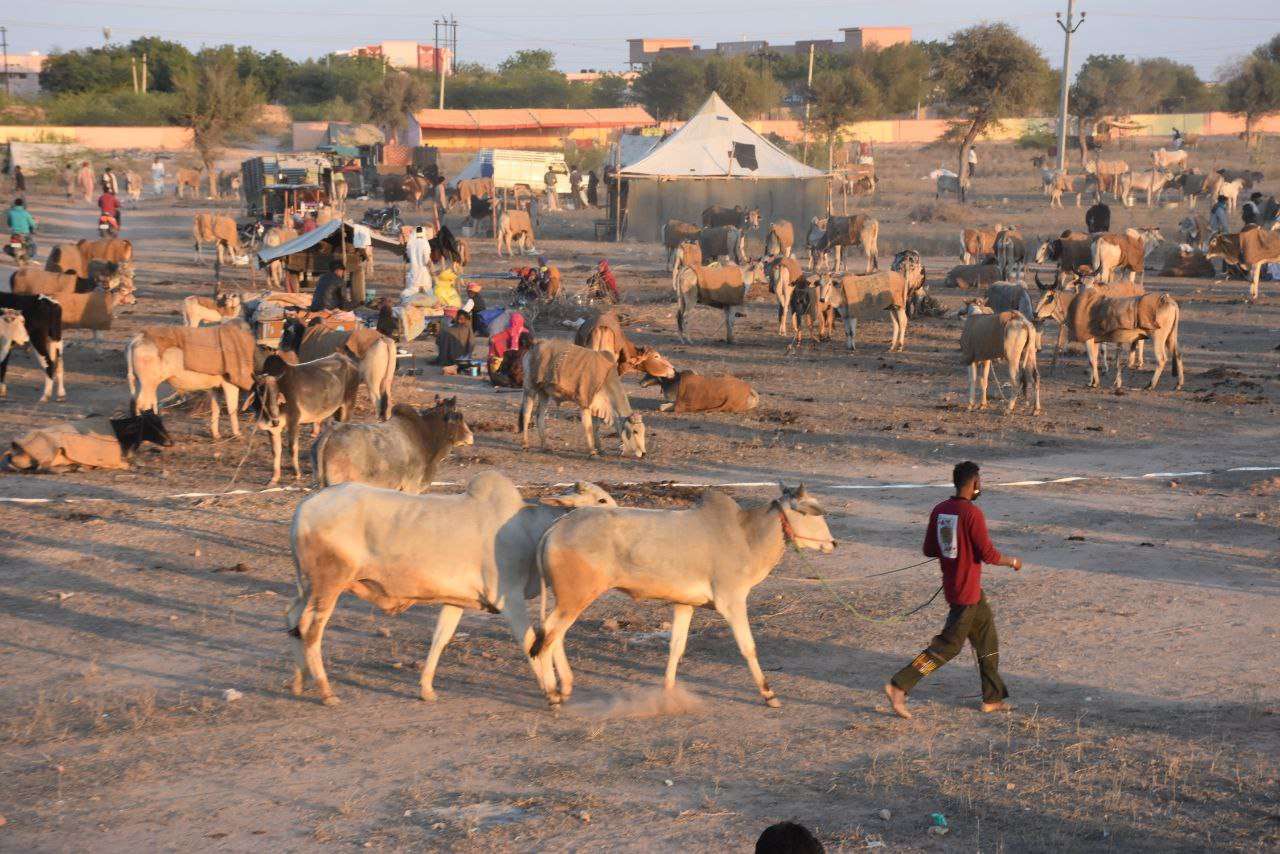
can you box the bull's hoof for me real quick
[289,675,304,696]
[419,689,437,702]
[268,476,281,486]
[966,404,976,412]
[1032,407,1043,415]
[764,695,782,709]
[321,694,340,706]
[56,393,66,401]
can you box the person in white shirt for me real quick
[402,225,435,298]
[151,157,166,196]
[967,146,979,178]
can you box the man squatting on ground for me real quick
[885,461,1023,719]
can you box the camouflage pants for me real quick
[891,593,1007,703]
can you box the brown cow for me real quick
[192,213,246,269]
[175,167,203,199]
[1032,280,1183,390]
[959,225,1004,265]
[764,220,794,258]
[1091,228,1163,283]
[496,209,534,256]
[1206,227,1280,301]
[77,239,135,288]
[573,310,675,379]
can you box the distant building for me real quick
[564,70,639,84]
[337,41,453,75]
[627,27,911,67]
[1,53,46,98]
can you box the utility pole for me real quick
[434,15,455,110]
[1055,0,1085,173]
[1,27,10,99]
[802,43,814,163]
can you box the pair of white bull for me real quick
[288,472,835,708]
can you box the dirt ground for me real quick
[1,138,1278,852]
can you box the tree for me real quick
[498,50,556,75]
[1223,34,1280,150]
[172,51,263,195]
[1136,58,1215,113]
[1070,54,1140,164]
[362,71,431,139]
[634,54,706,120]
[864,43,931,115]
[807,67,881,168]
[938,23,1052,200]
[703,56,782,119]
[39,47,133,93]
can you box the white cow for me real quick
[531,484,836,708]
[288,472,618,705]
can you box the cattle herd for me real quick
[0,138,1275,715]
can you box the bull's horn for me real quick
[1034,271,1047,290]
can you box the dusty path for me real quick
[0,156,1278,851]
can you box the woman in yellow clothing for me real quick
[433,263,464,309]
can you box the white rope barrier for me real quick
[1,465,1276,506]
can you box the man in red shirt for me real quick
[885,461,1023,719]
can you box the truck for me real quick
[447,149,571,196]
[240,153,337,219]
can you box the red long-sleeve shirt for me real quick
[923,496,1002,606]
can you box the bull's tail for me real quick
[864,219,880,270]
[528,531,552,660]
[311,429,331,489]
[124,334,140,407]
[378,340,395,420]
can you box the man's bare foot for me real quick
[884,683,912,719]
[981,700,1013,713]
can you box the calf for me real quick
[313,397,473,493]
[287,473,617,705]
[255,351,362,483]
[0,293,64,401]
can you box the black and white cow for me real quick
[0,293,65,401]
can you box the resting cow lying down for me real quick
[641,370,759,413]
[6,412,171,472]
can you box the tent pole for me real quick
[613,142,622,242]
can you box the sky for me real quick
[3,0,1277,81]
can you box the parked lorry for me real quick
[447,149,570,196]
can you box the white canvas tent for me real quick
[615,93,829,242]
[623,93,824,179]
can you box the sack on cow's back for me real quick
[694,266,746,308]
[527,339,614,407]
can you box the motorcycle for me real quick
[3,233,34,264]
[362,205,403,237]
[98,213,119,238]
